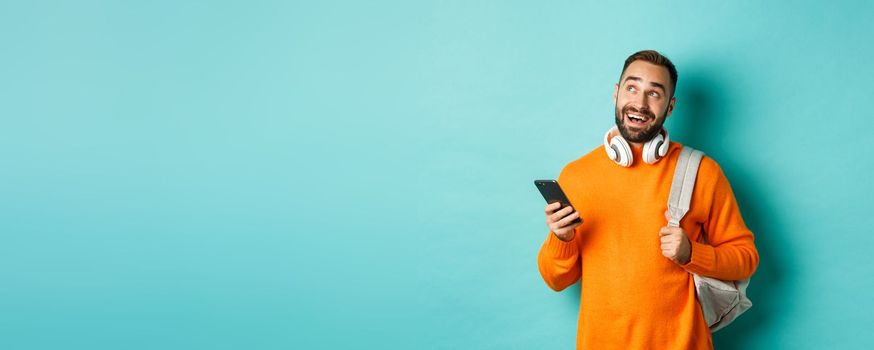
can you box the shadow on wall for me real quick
[670,67,790,349]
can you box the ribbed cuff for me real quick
[682,240,716,275]
[545,231,578,258]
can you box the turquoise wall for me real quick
[2,1,873,349]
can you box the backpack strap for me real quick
[667,146,705,228]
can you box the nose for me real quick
[632,93,651,113]
[635,92,649,107]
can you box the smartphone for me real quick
[534,180,582,224]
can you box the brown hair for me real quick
[620,50,678,97]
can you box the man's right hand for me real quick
[545,202,582,242]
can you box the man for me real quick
[537,50,759,349]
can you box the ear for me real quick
[613,83,619,102]
[665,96,676,117]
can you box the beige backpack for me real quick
[667,146,752,332]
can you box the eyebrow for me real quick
[623,75,667,93]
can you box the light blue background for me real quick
[2,1,873,349]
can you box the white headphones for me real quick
[603,126,670,167]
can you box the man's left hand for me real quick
[659,226,691,265]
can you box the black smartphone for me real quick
[534,180,582,224]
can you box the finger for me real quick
[550,217,572,230]
[664,209,671,221]
[555,223,580,234]
[549,222,560,232]
[663,225,687,238]
[546,202,561,215]
[659,227,672,236]
[545,202,562,214]
[550,206,574,222]
[555,218,575,230]
[660,227,682,236]
[557,211,580,226]
[548,206,569,220]
[661,233,679,241]
[662,247,677,258]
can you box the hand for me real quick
[659,225,692,265]
[545,202,582,242]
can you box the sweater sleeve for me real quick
[537,228,581,291]
[681,162,759,281]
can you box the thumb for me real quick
[664,209,671,222]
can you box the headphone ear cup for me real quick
[610,144,622,164]
[603,126,620,162]
[603,126,633,167]
[652,139,665,161]
[611,136,632,167]
[654,139,666,159]
[642,133,663,164]
[606,142,618,161]
[658,129,670,157]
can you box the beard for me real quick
[613,102,667,143]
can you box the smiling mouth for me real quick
[625,113,652,128]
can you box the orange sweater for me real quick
[537,141,759,349]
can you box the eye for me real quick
[627,86,637,92]
[648,91,660,97]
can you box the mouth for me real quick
[625,112,652,128]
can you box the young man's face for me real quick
[612,60,676,144]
